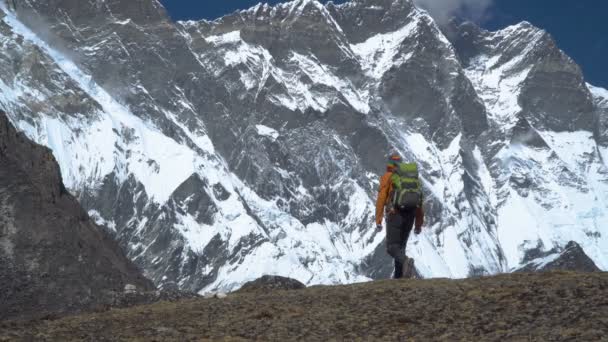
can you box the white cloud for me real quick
[413,0,494,26]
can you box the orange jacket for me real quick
[375,167,424,228]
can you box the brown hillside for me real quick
[1,272,607,341]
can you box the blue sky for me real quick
[159,0,607,88]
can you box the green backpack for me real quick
[391,162,423,211]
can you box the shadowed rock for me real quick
[0,110,154,321]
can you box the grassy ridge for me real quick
[1,272,607,341]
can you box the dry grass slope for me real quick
[1,272,607,341]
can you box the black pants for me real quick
[386,210,415,279]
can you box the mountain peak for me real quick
[197,0,355,68]
[327,0,417,43]
[15,0,170,27]
[287,0,325,11]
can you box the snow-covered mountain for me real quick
[0,0,606,293]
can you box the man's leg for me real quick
[393,259,403,279]
[400,211,416,278]
[386,213,405,278]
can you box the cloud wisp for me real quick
[413,0,494,26]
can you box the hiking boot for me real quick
[394,259,403,279]
[402,257,415,278]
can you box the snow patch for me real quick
[205,30,241,45]
[255,124,279,141]
[289,53,370,113]
[351,15,419,79]
[588,83,608,106]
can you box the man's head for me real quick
[387,153,402,170]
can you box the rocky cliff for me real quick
[0,110,153,321]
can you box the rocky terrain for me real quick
[0,0,606,295]
[516,241,602,273]
[0,109,156,321]
[1,271,606,341]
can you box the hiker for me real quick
[375,153,424,279]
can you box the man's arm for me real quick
[375,173,391,227]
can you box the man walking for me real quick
[375,153,424,278]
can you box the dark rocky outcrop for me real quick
[0,110,154,321]
[237,275,306,293]
[516,241,601,273]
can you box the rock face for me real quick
[516,241,601,273]
[0,0,606,294]
[0,110,153,321]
